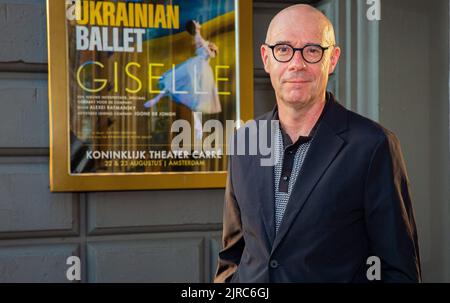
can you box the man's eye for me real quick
[307,47,320,54]
[276,46,290,53]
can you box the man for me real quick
[214,4,421,283]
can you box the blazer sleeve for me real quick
[364,130,422,282]
[214,155,245,283]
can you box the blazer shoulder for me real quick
[345,108,400,147]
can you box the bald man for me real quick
[214,5,421,283]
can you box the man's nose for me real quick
[288,50,307,70]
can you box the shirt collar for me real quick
[273,92,331,148]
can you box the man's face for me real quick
[261,12,340,109]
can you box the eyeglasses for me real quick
[264,43,332,64]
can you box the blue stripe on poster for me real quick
[125,0,235,40]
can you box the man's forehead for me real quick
[267,22,325,45]
[266,5,332,44]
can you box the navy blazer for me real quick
[214,93,421,283]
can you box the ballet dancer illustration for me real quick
[144,20,222,139]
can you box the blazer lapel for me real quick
[270,97,348,253]
[257,156,276,247]
[255,110,278,247]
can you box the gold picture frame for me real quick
[47,0,253,192]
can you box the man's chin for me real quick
[282,95,311,108]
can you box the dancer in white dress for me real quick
[144,20,222,139]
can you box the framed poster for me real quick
[47,0,253,191]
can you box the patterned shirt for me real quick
[273,98,329,233]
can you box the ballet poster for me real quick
[47,0,253,191]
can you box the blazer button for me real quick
[269,260,279,268]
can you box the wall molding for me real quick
[88,223,223,237]
[0,61,48,73]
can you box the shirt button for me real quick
[270,260,279,268]
[283,176,289,181]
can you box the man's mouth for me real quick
[284,79,311,84]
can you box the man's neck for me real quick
[277,96,326,143]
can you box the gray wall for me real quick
[0,0,224,283]
[379,0,450,282]
[0,0,449,282]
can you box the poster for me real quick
[47,0,253,191]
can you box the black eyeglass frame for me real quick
[263,43,333,64]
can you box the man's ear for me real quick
[261,45,271,74]
[328,46,341,75]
